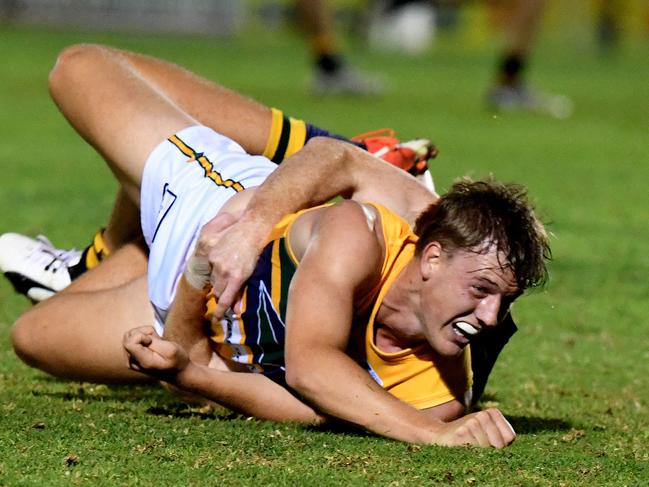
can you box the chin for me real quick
[430,335,465,357]
[442,343,466,357]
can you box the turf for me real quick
[1,7,648,486]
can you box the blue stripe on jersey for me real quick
[238,239,296,382]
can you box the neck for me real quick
[374,261,425,351]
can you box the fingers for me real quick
[474,409,515,448]
[195,212,240,256]
[213,281,242,320]
[193,211,266,319]
[446,409,516,448]
[123,325,157,348]
[123,326,161,372]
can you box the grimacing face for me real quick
[417,241,521,357]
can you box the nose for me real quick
[475,294,502,328]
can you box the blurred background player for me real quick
[296,0,383,95]
[485,0,572,118]
[369,0,573,118]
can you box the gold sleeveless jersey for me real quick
[206,202,472,409]
[357,203,472,409]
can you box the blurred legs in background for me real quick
[486,0,573,118]
[296,0,383,95]
[368,0,574,118]
[595,0,626,53]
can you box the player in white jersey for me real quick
[9,43,436,383]
[141,126,275,334]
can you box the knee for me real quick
[48,44,105,99]
[11,310,44,368]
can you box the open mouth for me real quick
[452,321,480,340]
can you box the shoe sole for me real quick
[4,271,55,302]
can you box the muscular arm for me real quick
[283,202,515,447]
[124,326,322,422]
[283,202,440,442]
[203,137,436,317]
[174,362,323,423]
[238,135,435,239]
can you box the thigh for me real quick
[12,274,154,383]
[49,44,195,198]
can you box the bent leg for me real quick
[113,46,272,156]
[102,188,143,252]
[69,44,352,161]
[11,242,153,382]
[49,44,196,203]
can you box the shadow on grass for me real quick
[506,415,573,434]
[477,393,573,433]
[31,380,574,433]
[305,422,373,438]
[304,416,573,438]
[30,380,165,403]
[145,404,225,420]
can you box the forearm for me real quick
[163,276,212,365]
[236,137,435,246]
[286,348,442,443]
[174,362,323,423]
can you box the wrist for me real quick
[381,408,445,444]
[238,209,273,245]
[173,360,201,391]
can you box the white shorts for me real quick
[140,125,276,333]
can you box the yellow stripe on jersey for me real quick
[207,287,255,365]
[270,240,282,310]
[168,134,244,192]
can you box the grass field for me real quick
[1,7,649,486]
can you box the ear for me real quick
[419,241,444,280]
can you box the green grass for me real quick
[1,11,649,486]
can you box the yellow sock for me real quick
[68,229,111,280]
[84,228,110,269]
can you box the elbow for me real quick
[284,357,319,398]
[303,137,355,198]
[305,136,347,166]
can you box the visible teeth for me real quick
[454,321,479,336]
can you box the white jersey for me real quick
[140,125,275,333]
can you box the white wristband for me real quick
[184,255,211,290]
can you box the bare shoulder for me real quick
[290,201,385,275]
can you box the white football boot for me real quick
[0,233,81,302]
